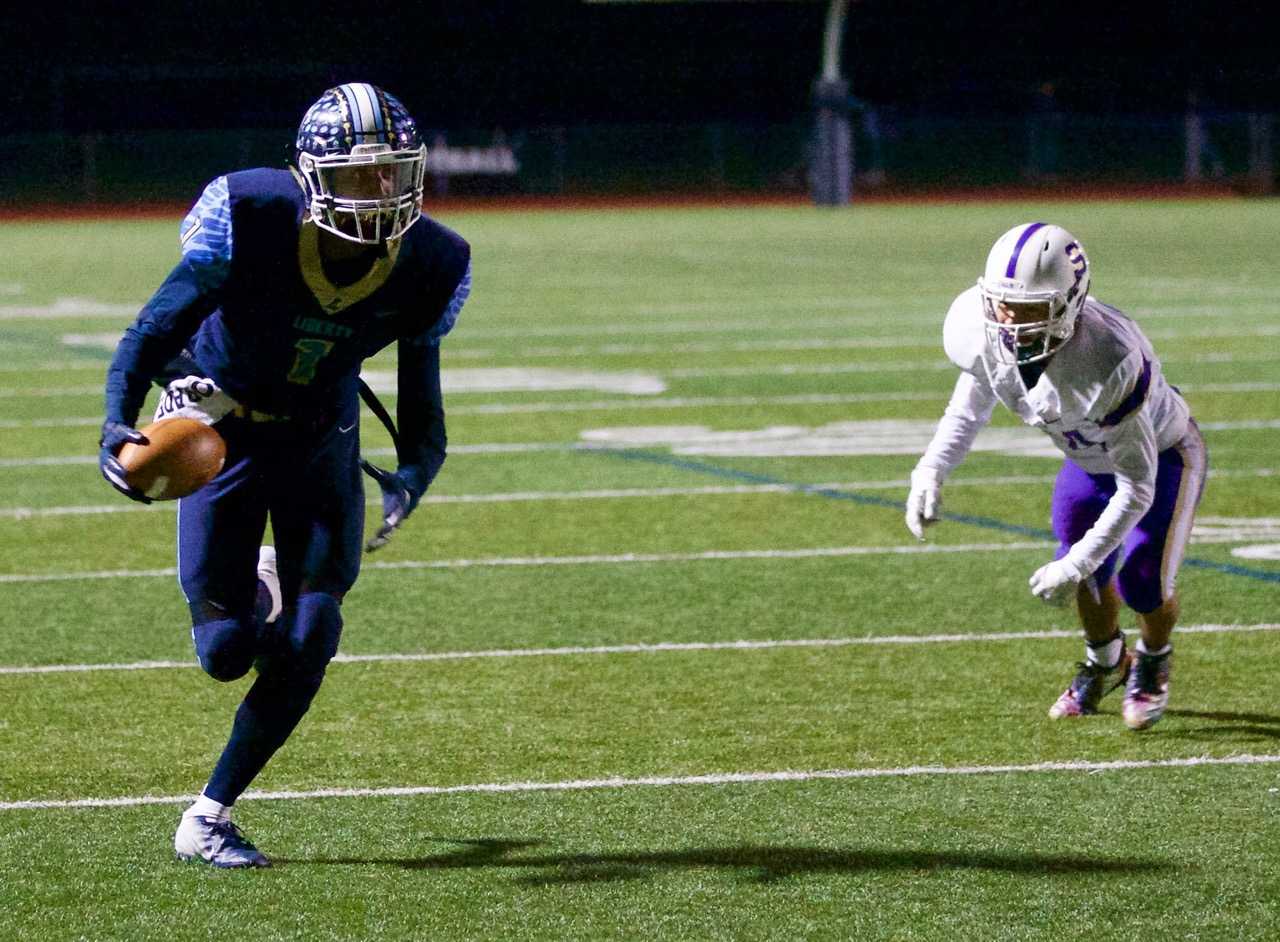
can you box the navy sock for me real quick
[203,592,342,805]
[204,666,324,805]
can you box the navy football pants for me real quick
[175,402,364,804]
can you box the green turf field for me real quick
[1,198,1278,940]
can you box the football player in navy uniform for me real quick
[98,83,471,867]
[906,223,1206,731]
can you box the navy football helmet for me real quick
[295,83,426,244]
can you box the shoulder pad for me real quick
[405,214,472,272]
[943,285,987,373]
[178,176,232,291]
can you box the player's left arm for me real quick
[365,260,471,551]
[1031,354,1158,601]
[1062,410,1158,577]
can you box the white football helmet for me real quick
[977,222,1090,364]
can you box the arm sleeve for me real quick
[393,341,447,500]
[914,370,998,479]
[407,259,471,347]
[392,260,471,496]
[1062,369,1160,576]
[103,177,232,426]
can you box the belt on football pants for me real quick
[231,405,292,423]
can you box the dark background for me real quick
[10,0,1276,133]
[3,0,1275,201]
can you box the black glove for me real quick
[361,459,422,552]
[99,421,152,504]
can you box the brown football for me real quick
[117,418,226,501]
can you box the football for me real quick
[117,418,226,501]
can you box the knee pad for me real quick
[191,613,258,682]
[1116,555,1165,614]
[282,592,344,675]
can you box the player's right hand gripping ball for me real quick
[115,418,226,501]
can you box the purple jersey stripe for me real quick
[1005,222,1047,278]
[1100,357,1152,427]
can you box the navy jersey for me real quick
[105,168,471,491]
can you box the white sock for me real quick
[1137,638,1172,658]
[1086,632,1124,670]
[186,790,233,822]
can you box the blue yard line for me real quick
[591,448,1280,584]
[1183,558,1280,581]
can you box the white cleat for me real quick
[174,807,271,869]
[1122,650,1172,731]
[1047,650,1132,719]
[257,545,282,624]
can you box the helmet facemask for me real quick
[978,285,1073,365]
[298,142,426,245]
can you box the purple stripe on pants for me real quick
[1050,427,1207,613]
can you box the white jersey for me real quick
[916,286,1192,575]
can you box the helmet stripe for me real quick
[360,84,386,133]
[1005,222,1046,278]
[340,83,385,142]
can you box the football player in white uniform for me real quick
[905,223,1207,730]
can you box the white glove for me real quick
[1029,557,1085,605]
[905,467,944,541]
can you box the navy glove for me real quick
[361,460,423,552]
[99,421,152,504]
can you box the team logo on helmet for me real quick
[295,83,426,244]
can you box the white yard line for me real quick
[0,360,100,374]
[2,289,1274,325]
[0,417,107,429]
[439,325,1280,360]
[3,347,1278,384]
[3,468,1275,520]
[1197,419,1280,430]
[2,622,1275,677]
[1184,382,1280,393]
[441,303,1280,334]
[0,389,950,407]
[0,386,104,397]
[445,391,944,414]
[3,752,1278,812]
[0,442,573,469]
[6,373,1280,412]
[0,476,1035,519]
[2,403,1279,449]
[0,541,1056,585]
[0,300,138,321]
[457,311,930,339]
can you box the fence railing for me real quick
[0,111,1273,206]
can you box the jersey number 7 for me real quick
[288,338,335,385]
